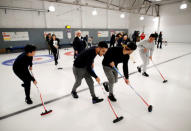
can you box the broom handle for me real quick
[31,71,47,111]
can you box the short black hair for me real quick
[24,45,36,53]
[52,34,56,37]
[98,41,108,48]
[116,33,122,38]
[126,42,137,50]
[149,34,156,38]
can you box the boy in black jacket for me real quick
[13,45,37,104]
[102,42,137,102]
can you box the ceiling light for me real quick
[48,5,55,12]
[120,13,125,18]
[140,16,144,21]
[180,2,187,9]
[92,9,98,16]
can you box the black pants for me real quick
[14,70,31,100]
[88,43,92,48]
[155,39,158,45]
[53,52,58,64]
[157,40,162,48]
[47,44,52,55]
[52,49,58,64]
[110,42,115,47]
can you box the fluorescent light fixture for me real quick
[180,2,187,9]
[48,5,55,12]
[92,9,98,16]
[120,13,125,18]
[140,16,144,20]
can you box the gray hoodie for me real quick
[138,40,155,57]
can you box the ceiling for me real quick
[0,0,186,16]
[42,0,185,16]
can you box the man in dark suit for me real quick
[73,31,86,59]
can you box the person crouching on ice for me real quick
[13,45,37,104]
[71,41,108,104]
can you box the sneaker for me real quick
[142,72,149,77]
[71,91,78,98]
[137,66,141,73]
[103,82,109,92]
[108,94,117,102]
[25,98,33,104]
[92,97,104,104]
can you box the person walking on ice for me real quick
[137,34,156,77]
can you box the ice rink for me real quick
[0,43,191,131]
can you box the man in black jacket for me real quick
[154,32,158,45]
[102,42,137,102]
[157,32,163,49]
[132,31,140,44]
[73,31,86,59]
[110,33,115,47]
[13,45,37,104]
[71,41,108,104]
[117,35,130,47]
[115,33,123,46]
[46,33,52,55]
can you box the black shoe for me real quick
[137,66,141,73]
[25,98,33,104]
[142,72,149,77]
[71,91,78,98]
[108,94,117,102]
[92,97,104,104]
[103,82,109,92]
[21,84,25,88]
[55,62,58,65]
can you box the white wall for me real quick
[1,0,191,43]
[159,2,191,43]
[128,14,159,39]
[0,0,130,29]
[0,0,46,28]
[127,5,159,39]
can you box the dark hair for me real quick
[116,33,122,38]
[126,42,137,50]
[52,34,56,37]
[24,45,36,53]
[149,34,156,38]
[98,41,108,48]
